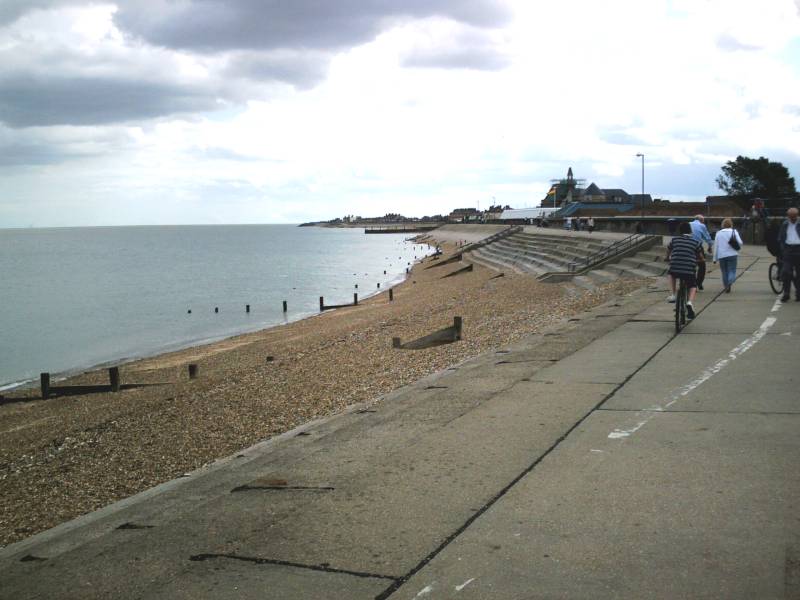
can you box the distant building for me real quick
[448,208,481,222]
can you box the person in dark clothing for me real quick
[666,222,702,319]
[778,207,800,302]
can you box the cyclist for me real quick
[666,221,702,319]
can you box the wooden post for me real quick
[377,282,380,288]
[392,337,401,348]
[389,288,394,301]
[355,284,358,289]
[453,316,463,341]
[246,304,250,313]
[214,307,219,313]
[40,372,50,399]
[188,364,198,379]
[109,367,120,392]
[353,293,358,305]
[282,300,287,313]
[187,309,192,314]
[320,296,324,311]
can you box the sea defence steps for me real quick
[464,226,666,288]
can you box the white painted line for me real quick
[455,578,476,591]
[608,296,783,440]
[415,584,434,597]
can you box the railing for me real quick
[566,233,653,273]
[460,225,522,254]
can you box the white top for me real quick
[713,228,743,261]
[787,221,800,245]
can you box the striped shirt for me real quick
[668,235,701,276]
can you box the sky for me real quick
[1,0,799,227]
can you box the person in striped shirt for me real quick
[666,221,703,319]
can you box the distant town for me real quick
[300,167,746,228]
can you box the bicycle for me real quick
[674,277,688,333]
[768,257,784,295]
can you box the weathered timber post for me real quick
[392,337,401,348]
[354,293,358,305]
[246,304,250,313]
[109,367,120,392]
[389,288,394,301]
[454,316,463,340]
[282,300,287,312]
[188,364,198,379]
[377,282,380,288]
[355,284,358,289]
[40,372,50,399]
[319,296,324,311]
[187,309,192,314]
[214,307,219,313]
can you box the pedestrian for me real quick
[778,207,800,302]
[689,214,713,290]
[666,221,702,319]
[587,217,595,233]
[712,218,743,293]
[575,218,582,231]
[564,217,572,231]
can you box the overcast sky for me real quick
[1,0,799,226]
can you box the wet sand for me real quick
[0,242,649,547]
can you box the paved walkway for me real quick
[1,247,797,600]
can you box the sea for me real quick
[0,225,432,390]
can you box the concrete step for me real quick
[585,268,618,285]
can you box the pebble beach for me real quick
[0,239,650,548]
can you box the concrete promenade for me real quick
[1,246,798,599]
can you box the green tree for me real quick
[716,155,796,199]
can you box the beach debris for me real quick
[188,364,198,379]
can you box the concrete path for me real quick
[1,247,797,600]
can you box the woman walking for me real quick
[713,218,744,292]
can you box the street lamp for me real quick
[635,153,645,220]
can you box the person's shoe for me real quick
[667,295,676,303]
[781,294,790,302]
[686,303,695,320]
[697,284,704,291]
[726,286,732,293]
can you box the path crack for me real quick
[189,553,400,581]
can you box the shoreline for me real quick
[0,245,431,395]
[0,242,651,547]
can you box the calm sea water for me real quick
[0,225,430,389]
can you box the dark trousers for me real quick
[696,261,706,287]
[782,248,800,297]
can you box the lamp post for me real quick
[635,153,645,220]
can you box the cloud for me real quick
[0,0,83,25]
[114,0,512,52]
[224,50,332,89]
[401,23,510,71]
[0,73,222,128]
[0,124,131,167]
[716,33,762,52]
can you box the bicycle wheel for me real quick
[769,262,784,295]
[674,284,685,333]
